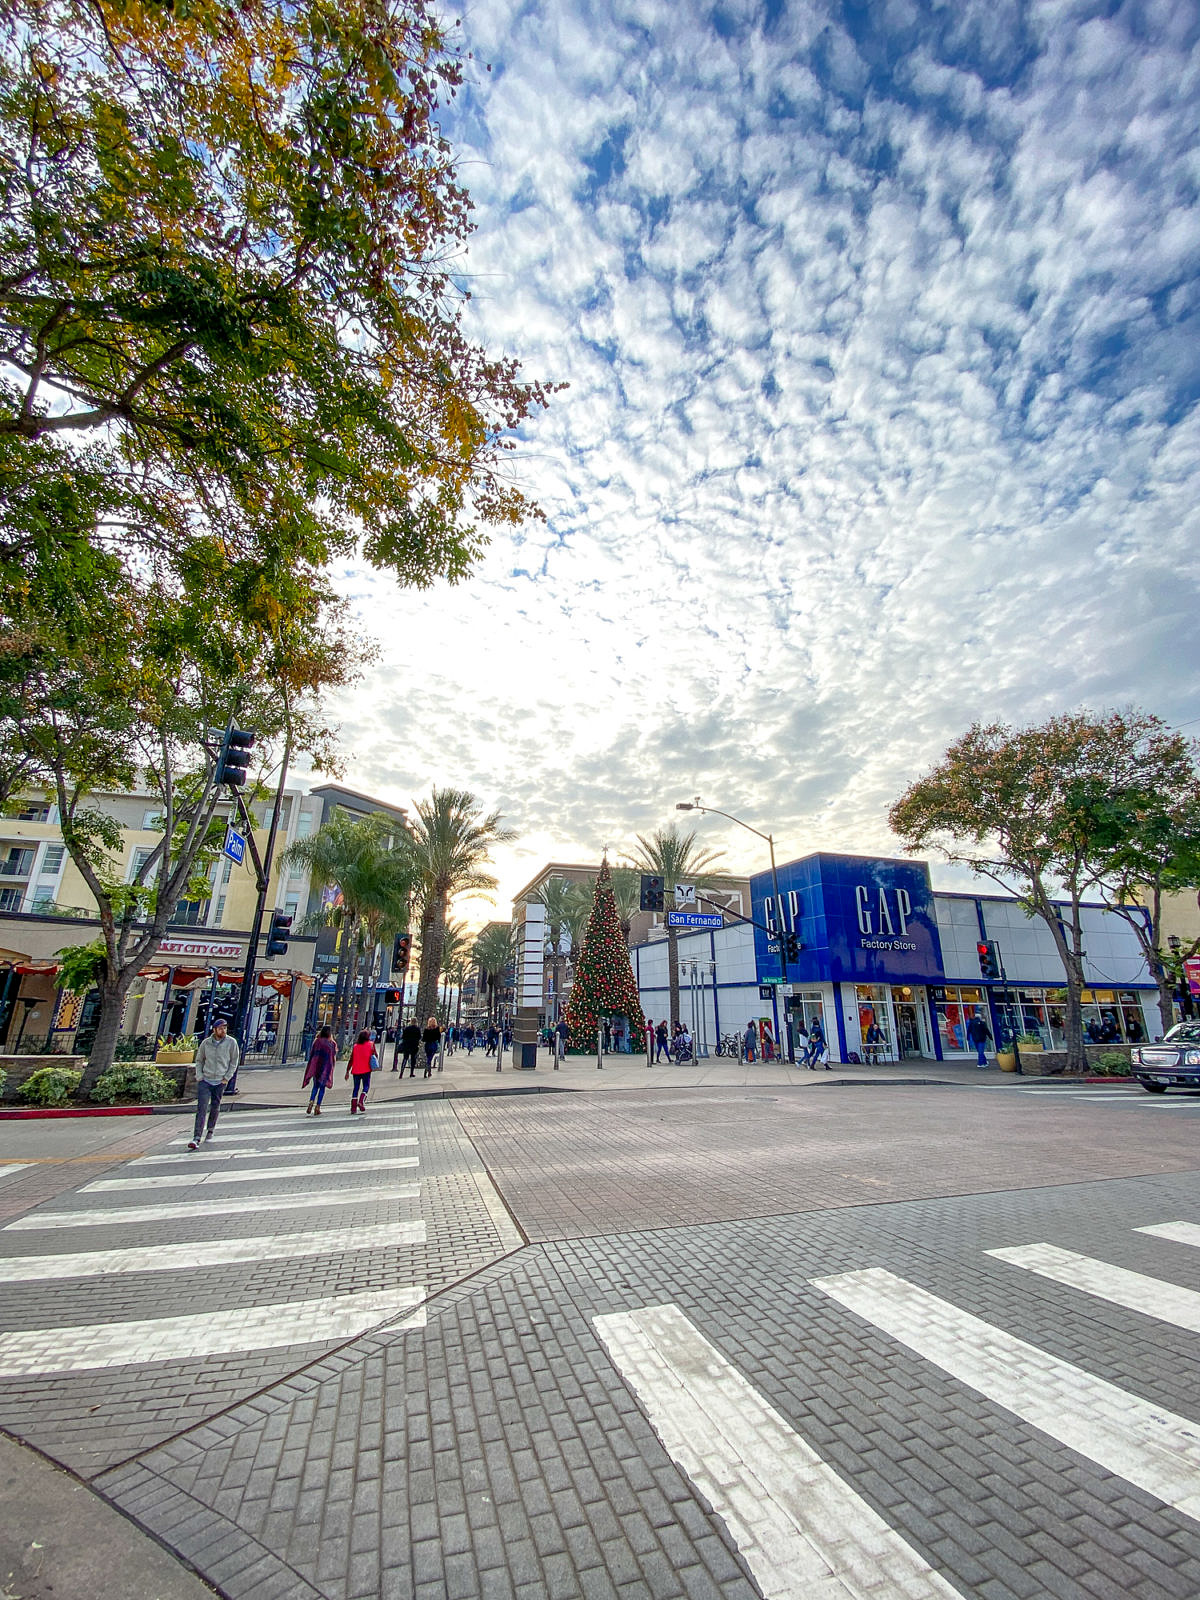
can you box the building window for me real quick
[0,887,23,911]
[15,803,49,822]
[1,847,34,878]
[214,894,227,925]
[141,808,164,831]
[284,894,300,919]
[932,985,989,1055]
[296,811,314,839]
[39,844,65,877]
[128,846,157,883]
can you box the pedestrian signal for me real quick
[639,874,665,912]
[976,939,999,979]
[215,726,255,788]
[265,910,292,958]
[391,932,412,973]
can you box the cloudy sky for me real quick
[319,0,1200,922]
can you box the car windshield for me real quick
[1164,1023,1200,1043]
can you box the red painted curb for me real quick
[0,1105,156,1120]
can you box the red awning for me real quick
[14,961,60,976]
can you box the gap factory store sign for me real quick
[751,853,944,985]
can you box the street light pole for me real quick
[676,798,795,1064]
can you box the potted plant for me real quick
[1015,1032,1044,1053]
[155,1032,198,1065]
[996,1045,1018,1072]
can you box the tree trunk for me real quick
[413,898,444,1026]
[1154,969,1177,1037]
[667,925,680,1028]
[331,922,351,1033]
[87,970,140,1076]
[1037,896,1088,1075]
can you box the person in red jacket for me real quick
[344,1029,377,1114]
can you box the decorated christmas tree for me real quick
[565,858,646,1049]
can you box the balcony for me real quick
[0,854,35,878]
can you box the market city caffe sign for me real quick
[156,937,244,961]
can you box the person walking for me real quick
[421,1016,441,1077]
[399,1018,422,1077]
[344,1029,377,1113]
[743,1021,757,1063]
[188,1018,240,1149]
[303,1025,337,1114]
[485,1023,499,1057]
[966,1011,992,1069]
[556,1016,569,1062]
[806,1016,827,1069]
[655,1019,670,1062]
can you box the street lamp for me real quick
[675,798,795,1063]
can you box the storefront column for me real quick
[833,983,850,1064]
[927,990,945,1061]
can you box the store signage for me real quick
[1186,958,1200,998]
[667,911,723,929]
[158,938,244,960]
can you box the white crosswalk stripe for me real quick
[596,1302,960,1599]
[0,1164,31,1183]
[4,1182,420,1229]
[169,1120,416,1146]
[813,1266,1200,1521]
[141,1136,416,1162]
[0,1220,426,1281]
[83,1154,419,1191]
[0,1285,426,1376]
[1137,1220,1200,1249]
[988,1242,1200,1334]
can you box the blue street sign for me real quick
[223,828,246,865]
[667,911,723,929]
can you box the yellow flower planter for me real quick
[997,1050,1017,1072]
[155,1049,195,1066]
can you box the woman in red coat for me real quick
[344,1029,378,1114]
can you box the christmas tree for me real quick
[565,858,646,1049]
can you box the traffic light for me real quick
[783,931,800,962]
[215,726,255,788]
[391,932,412,974]
[385,988,402,1005]
[977,939,999,979]
[265,910,292,958]
[639,874,665,912]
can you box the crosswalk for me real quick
[599,1218,1200,1598]
[0,1103,428,1378]
[1018,1085,1200,1108]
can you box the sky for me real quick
[314,0,1200,926]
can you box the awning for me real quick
[14,961,60,977]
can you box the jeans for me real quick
[351,1072,371,1102]
[400,1047,419,1075]
[975,1042,988,1066]
[193,1080,224,1142]
[424,1042,438,1073]
[308,1081,327,1105]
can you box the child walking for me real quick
[345,1029,377,1114]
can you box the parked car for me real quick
[1131,1023,1200,1093]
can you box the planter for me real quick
[155,1049,195,1066]
[997,1050,1017,1072]
[1016,1041,1043,1054]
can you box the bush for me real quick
[1093,1050,1131,1076]
[90,1064,180,1104]
[0,1066,6,1098]
[18,1066,84,1107]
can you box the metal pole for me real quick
[766,834,795,1062]
[280,975,296,1067]
[155,965,177,1044]
[234,746,290,1052]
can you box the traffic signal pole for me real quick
[233,744,290,1054]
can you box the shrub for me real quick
[18,1067,84,1107]
[90,1064,180,1104]
[0,1066,6,1098]
[1093,1050,1132,1076]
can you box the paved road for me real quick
[3,1081,1200,1599]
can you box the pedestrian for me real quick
[864,1019,885,1064]
[303,1024,337,1114]
[556,1016,569,1061]
[463,1023,476,1054]
[399,1018,422,1077]
[806,1016,827,1069]
[421,1015,441,1076]
[485,1023,499,1056]
[344,1028,377,1114]
[655,1019,670,1062]
[744,1021,757,1063]
[794,1016,809,1064]
[188,1017,240,1149]
[966,1012,992,1069]
[502,1020,512,1049]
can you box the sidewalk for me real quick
[231,1046,1054,1107]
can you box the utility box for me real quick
[511,901,545,1070]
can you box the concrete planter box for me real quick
[0,1055,87,1101]
[1019,1044,1134,1078]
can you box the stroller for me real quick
[673,1034,694,1063]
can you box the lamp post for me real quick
[675,798,795,1063]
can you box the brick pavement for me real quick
[7,1084,1200,1598]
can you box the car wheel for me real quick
[1140,1081,1167,1094]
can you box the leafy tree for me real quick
[472,922,514,1024]
[0,0,555,593]
[625,826,725,1029]
[408,787,513,1025]
[564,860,645,1050]
[889,709,1200,1073]
[282,810,412,1040]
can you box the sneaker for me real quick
[187,1140,199,1151]
[204,1132,214,1142]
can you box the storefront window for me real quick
[1080,989,1148,1044]
[856,985,895,1061]
[934,985,987,1055]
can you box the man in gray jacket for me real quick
[188,1018,240,1150]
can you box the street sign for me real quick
[667,911,723,930]
[674,882,696,908]
[223,828,246,865]
[760,974,785,985]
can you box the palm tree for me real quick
[530,875,577,1022]
[625,825,726,1030]
[438,917,472,1020]
[282,811,411,1040]
[408,787,515,1026]
[609,866,642,948]
[473,922,515,1022]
